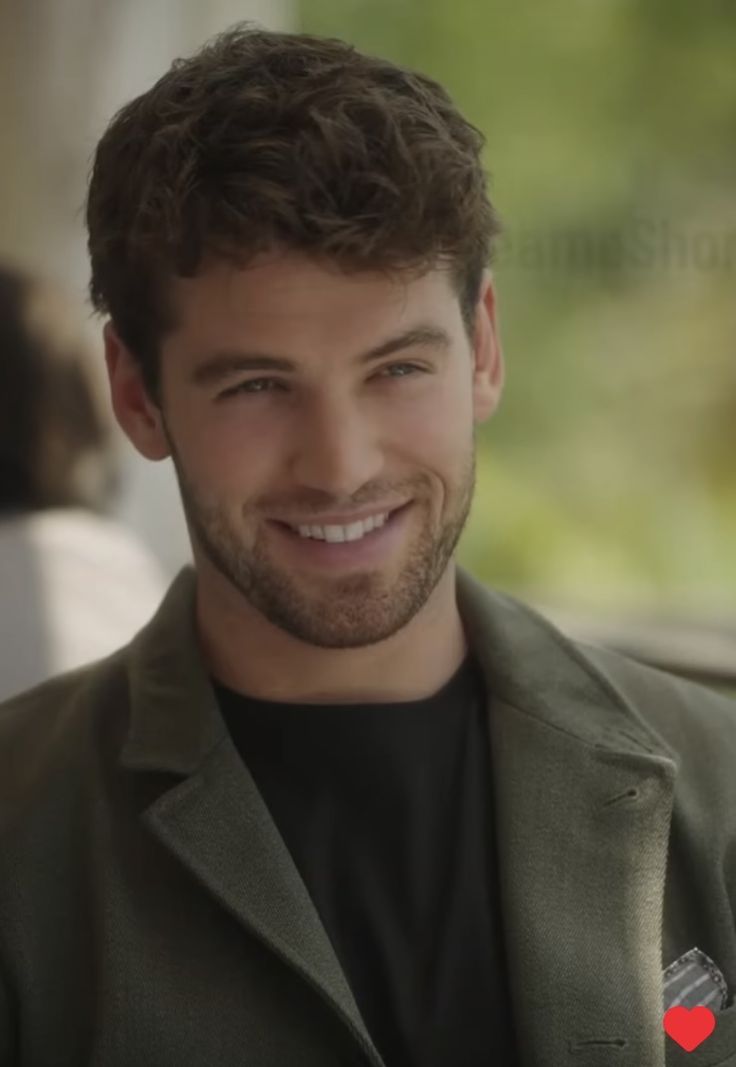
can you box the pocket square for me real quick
[662,947,729,1014]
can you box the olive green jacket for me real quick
[1,565,736,1066]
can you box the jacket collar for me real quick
[121,564,679,1067]
[121,566,389,1066]
[121,565,225,775]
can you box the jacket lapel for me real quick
[119,567,387,1067]
[120,563,680,1067]
[456,567,679,1067]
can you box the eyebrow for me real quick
[190,324,452,387]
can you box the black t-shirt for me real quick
[213,654,518,1067]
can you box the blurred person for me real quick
[1,23,735,1067]
[0,263,169,701]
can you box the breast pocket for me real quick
[666,1003,736,1067]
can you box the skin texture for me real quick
[104,249,504,703]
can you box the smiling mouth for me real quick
[273,499,407,529]
[268,501,413,556]
[272,502,410,536]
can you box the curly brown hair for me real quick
[85,22,502,405]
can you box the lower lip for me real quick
[268,503,412,568]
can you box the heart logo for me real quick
[663,1005,716,1051]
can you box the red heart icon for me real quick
[663,1005,716,1051]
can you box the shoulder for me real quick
[577,638,736,740]
[572,638,736,810]
[19,507,168,584]
[0,509,169,698]
[484,574,736,747]
[459,567,736,760]
[0,506,168,587]
[0,648,131,832]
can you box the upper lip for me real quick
[272,502,409,527]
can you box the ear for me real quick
[103,321,170,461]
[471,270,505,424]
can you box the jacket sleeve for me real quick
[0,953,18,1064]
[0,833,19,1062]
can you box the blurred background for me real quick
[1,0,734,695]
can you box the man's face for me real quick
[115,250,502,649]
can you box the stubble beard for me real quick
[168,437,476,650]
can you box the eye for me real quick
[376,362,424,378]
[216,363,425,401]
[218,378,285,399]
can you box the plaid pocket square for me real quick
[662,947,729,1014]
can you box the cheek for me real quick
[178,408,266,484]
[398,384,471,460]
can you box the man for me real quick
[1,23,735,1067]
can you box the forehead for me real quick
[165,251,459,351]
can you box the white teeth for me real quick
[293,511,390,541]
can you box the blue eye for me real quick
[217,362,425,400]
[380,362,423,378]
[221,379,282,397]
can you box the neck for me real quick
[195,563,468,705]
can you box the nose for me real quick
[289,396,384,498]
